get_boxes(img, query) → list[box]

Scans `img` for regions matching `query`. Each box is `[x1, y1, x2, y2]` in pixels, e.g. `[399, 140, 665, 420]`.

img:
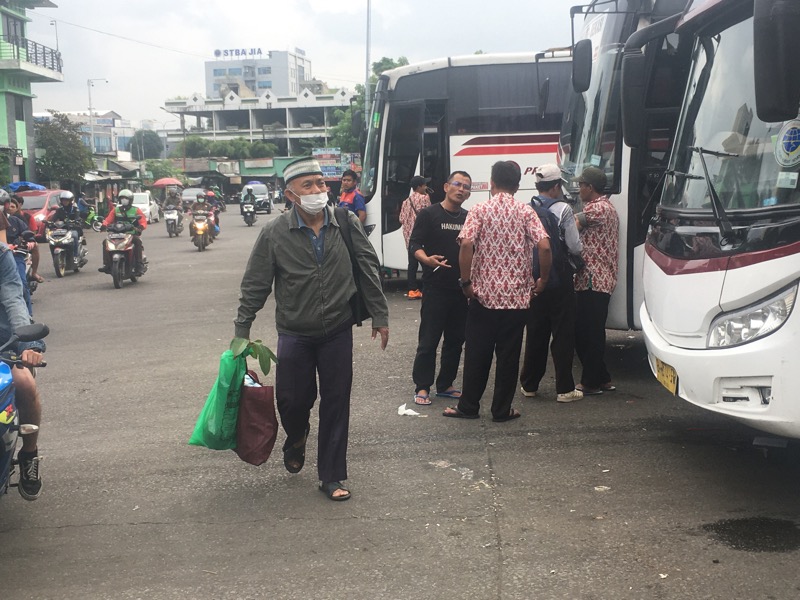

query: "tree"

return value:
[171, 135, 212, 158]
[34, 111, 93, 184]
[228, 138, 252, 160]
[329, 84, 366, 153]
[250, 141, 278, 158]
[372, 56, 409, 76]
[128, 130, 164, 160]
[146, 159, 182, 181]
[209, 140, 234, 157]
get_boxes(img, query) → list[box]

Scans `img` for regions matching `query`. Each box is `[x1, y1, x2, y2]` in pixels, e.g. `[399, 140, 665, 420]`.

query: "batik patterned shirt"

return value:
[458, 192, 548, 310]
[574, 195, 619, 294]
[399, 191, 431, 246]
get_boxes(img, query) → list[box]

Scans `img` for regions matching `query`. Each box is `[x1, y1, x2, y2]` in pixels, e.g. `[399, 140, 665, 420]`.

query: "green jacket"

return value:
[235, 205, 388, 338]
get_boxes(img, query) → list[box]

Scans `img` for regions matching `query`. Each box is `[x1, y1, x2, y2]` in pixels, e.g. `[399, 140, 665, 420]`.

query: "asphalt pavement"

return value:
[2, 206, 800, 600]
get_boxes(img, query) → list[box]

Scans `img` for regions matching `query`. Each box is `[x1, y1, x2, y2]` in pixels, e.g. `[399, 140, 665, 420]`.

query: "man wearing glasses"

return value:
[407, 171, 471, 406]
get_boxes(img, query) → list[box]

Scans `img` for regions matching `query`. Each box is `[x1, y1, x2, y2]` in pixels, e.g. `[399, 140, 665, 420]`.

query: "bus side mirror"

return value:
[351, 110, 363, 138]
[572, 39, 592, 93]
[621, 50, 647, 149]
[538, 78, 551, 119]
[754, 0, 800, 122]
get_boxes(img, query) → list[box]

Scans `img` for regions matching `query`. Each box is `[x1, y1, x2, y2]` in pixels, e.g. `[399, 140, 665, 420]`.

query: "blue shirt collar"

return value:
[295, 206, 330, 229]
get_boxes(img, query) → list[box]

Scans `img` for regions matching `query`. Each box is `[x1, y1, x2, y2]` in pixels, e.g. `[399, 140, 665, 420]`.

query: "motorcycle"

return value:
[45, 219, 88, 278]
[242, 202, 257, 226]
[82, 206, 103, 233]
[0, 323, 48, 500]
[190, 210, 212, 251]
[163, 204, 184, 238]
[11, 231, 37, 297]
[102, 221, 147, 289]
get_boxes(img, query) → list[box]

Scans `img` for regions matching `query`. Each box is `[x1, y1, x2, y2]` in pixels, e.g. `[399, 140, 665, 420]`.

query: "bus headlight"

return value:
[708, 283, 798, 348]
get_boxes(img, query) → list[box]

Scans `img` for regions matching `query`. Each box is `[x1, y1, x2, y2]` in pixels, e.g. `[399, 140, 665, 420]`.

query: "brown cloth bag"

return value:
[234, 370, 278, 465]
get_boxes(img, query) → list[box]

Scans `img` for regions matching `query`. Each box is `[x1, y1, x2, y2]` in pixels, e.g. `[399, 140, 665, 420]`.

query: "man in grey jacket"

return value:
[235, 156, 389, 501]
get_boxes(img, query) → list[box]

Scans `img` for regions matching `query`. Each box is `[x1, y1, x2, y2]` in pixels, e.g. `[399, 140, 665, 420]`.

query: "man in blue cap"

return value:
[235, 156, 389, 502]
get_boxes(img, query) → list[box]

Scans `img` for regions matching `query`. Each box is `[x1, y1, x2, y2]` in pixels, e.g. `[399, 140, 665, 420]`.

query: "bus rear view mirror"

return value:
[351, 110, 363, 138]
[572, 39, 592, 93]
[754, 0, 800, 122]
[538, 78, 550, 119]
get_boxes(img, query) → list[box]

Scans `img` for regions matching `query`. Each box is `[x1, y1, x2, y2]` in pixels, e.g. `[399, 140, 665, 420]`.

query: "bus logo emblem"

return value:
[775, 120, 800, 168]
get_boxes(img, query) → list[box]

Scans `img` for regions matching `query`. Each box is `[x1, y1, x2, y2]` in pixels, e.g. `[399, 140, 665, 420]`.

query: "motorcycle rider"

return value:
[190, 191, 214, 243]
[3, 193, 43, 284]
[99, 189, 147, 274]
[0, 244, 45, 500]
[165, 188, 184, 229]
[2, 193, 35, 314]
[51, 191, 83, 265]
[241, 186, 256, 216]
[205, 190, 221, 232]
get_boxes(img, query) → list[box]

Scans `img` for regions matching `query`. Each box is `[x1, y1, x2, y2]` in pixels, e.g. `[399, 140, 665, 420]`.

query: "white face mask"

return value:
[296, 191, 328, 215]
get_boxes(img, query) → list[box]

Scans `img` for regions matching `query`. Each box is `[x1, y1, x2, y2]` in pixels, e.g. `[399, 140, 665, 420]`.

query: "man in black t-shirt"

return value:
[407, 171, 471, 406]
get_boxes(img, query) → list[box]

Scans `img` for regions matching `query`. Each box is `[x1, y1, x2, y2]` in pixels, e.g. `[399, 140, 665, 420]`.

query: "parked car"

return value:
[133, 191, 160, 223]
[181, 188, 205, 205]
[18, 189, 66, 241]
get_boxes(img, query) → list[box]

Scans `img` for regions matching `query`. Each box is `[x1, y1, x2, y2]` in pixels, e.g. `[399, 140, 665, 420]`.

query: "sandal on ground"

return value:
[414, 393, 432, 406]
[601, 383, 616, 392]
[492, 408, 521, 423]
[435, 388, 462, 399]
[576, 384, 603, 396]
[442, 406, 479, 419]
[283, 425, 310, 474]
[319, 481, 351, 501]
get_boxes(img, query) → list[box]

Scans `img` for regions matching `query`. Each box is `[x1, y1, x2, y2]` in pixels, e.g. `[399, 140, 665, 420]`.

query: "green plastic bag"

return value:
[189, 350, 248, 450]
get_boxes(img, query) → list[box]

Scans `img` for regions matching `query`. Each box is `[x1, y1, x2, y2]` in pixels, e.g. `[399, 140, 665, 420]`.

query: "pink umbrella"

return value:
[152, 177, 183, 188]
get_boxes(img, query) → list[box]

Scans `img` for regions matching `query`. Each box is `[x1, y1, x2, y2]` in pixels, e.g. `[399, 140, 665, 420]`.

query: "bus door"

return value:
[383, 102, 423, 238]
[423, 101, 448, 204]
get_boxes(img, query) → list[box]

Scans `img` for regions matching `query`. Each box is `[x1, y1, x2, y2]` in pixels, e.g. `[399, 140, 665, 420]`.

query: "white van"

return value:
[132, 191, 160, 223]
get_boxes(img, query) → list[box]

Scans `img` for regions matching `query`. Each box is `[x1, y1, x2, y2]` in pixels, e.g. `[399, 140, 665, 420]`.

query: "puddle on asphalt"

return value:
[702, 517, 800, 552]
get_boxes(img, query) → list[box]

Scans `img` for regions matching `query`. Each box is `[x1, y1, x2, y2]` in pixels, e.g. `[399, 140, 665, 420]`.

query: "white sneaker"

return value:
[520, 386, 537, 398]
[557, 389, 584, 403]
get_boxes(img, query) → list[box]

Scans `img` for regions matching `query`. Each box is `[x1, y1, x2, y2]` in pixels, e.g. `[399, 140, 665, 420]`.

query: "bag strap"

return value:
[405, 196, 419, 216]
[333, 207, 366, 325]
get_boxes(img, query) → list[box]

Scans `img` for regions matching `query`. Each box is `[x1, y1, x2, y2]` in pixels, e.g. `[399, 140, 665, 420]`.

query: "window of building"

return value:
[257, 80, 273, 89]
[298, 66, 305, 81]
[213, 69, 226, 76]
[228, 68, 242, 76]
[258, 67, 271, 75]
[243, 66, 255, 77]
[13, 95, 24, 122]
[3, 13, 24, 41]
[213, 83, 221, 91]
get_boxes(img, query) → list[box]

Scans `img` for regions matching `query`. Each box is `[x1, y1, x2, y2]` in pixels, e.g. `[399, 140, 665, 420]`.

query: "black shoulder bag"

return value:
[334, 207, 371, 327]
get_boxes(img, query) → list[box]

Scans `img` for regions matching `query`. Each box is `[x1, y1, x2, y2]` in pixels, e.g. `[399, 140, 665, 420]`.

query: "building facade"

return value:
[204, 48, 312, 99]
[0, 0, 63, 183]
[163, 86, 355, 158]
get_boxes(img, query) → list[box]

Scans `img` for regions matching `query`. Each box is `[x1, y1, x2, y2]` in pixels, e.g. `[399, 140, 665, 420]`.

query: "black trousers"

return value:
[520, 285, 577, 394]
[412, 287, 468, 394]
[458, 300, 527, 419]
[575, 290, 611, 389]
[407, 249, 420, 291]
[275, 322, 353, 483]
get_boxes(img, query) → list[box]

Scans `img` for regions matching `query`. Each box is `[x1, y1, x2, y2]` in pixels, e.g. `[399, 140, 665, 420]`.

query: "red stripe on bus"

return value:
[645, 240, 800, 275]
[462, 134, 560, 146]
[454, 143, 558, 156]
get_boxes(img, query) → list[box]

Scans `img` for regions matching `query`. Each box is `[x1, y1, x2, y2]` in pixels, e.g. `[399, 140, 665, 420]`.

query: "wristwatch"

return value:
[458, 278, 472, 288]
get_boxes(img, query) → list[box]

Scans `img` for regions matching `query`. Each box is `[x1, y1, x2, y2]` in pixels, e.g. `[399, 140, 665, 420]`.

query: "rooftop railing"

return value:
[0, 36, 62, 73]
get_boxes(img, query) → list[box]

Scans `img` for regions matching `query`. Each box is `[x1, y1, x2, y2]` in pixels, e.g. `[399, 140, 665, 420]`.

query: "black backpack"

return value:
[531, 197, 570, 289]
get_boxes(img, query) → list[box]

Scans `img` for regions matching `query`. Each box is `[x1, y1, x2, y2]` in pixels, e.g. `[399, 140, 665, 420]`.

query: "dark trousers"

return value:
[520, 285, 577, 394]
[275, 323, 353, 483]
[458, 300, 528, 419]
[407, 249, 420, 291]
[412, 287, 468, 394]
[575, 290, 611, 388]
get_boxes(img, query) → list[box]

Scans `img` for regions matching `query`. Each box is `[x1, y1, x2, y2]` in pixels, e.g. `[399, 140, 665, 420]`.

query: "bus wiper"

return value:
[665, 169, 703, 180]
[690, 146, 738, 243]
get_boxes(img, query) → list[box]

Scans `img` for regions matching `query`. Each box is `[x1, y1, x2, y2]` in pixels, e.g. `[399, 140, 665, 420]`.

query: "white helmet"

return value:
[118, 189, 133, 208]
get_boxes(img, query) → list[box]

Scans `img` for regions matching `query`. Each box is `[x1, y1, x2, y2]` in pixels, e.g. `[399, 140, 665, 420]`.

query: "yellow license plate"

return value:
[655, 358, 678, 395]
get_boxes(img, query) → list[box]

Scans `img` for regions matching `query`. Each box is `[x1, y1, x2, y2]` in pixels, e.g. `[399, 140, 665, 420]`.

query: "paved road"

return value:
[2, 209, 800, 600]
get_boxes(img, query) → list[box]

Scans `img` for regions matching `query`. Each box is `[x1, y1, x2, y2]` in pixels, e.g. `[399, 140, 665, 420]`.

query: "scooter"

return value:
[0, 323, 48, 501]
[102, 221, 147, 289]
[190, 211, 211, 251]
[11, 231, 37, 297]
[163, 204, 184, 238]
[82, 206, 103, 233]
[45, 219, 88, 278]
[242, 202, 257, 226]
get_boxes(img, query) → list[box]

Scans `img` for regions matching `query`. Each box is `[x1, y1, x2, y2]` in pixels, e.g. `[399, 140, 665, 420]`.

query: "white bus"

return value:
[359, 51, 571, 270]
[558, 0, 693, 329]
[636, 0, 800, 437]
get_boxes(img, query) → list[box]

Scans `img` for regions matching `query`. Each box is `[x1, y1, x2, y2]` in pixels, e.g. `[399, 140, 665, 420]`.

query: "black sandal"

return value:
[492, 408, 521, 423]
[319, 481, 351, 501]
[283, 425, 310, 474]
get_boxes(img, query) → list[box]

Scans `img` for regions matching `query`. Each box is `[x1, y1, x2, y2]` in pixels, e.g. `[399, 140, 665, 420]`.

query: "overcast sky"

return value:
[28, 0, 580, 128]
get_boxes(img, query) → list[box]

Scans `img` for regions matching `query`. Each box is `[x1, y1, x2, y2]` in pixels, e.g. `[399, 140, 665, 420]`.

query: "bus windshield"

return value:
[663, 15, 800, 210]
[559, 11, 627, 191]
[360, 77, 388, 200]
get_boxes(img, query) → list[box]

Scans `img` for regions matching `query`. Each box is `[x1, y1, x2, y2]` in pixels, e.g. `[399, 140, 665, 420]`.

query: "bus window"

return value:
[383, 104, 422, 234]
[423, 101, 447, 205]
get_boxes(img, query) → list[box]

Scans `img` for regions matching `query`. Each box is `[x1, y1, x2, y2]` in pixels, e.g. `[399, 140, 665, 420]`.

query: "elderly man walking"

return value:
[235, 156, 389, 501]
[443, 161, 551, 422]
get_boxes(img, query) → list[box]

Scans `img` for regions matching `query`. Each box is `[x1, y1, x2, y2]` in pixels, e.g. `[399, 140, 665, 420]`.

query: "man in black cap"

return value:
[399, 175, 432, 299]
[573, 166, 619, 395]
[235, 156, 390, 501]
